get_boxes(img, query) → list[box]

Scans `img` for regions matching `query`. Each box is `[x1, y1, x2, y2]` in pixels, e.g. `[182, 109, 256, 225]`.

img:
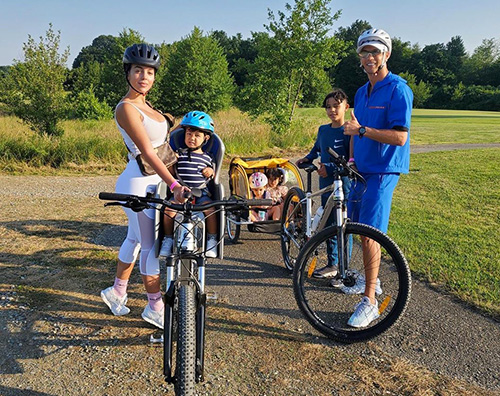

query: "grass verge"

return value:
[390, 148, 500, 317]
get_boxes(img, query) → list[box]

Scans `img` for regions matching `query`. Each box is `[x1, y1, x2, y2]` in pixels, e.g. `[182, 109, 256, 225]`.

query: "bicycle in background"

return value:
[291, 148, 412, 342]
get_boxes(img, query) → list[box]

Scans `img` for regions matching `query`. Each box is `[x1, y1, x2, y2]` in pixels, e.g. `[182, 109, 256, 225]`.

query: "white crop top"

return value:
[115, 101, 168, 158]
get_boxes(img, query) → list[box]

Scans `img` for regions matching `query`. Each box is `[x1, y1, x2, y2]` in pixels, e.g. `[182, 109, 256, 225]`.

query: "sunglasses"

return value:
[358, 49, 383, 58]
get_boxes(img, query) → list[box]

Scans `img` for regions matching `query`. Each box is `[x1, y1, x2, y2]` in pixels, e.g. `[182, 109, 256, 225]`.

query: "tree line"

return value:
[1, 0, 499, 138]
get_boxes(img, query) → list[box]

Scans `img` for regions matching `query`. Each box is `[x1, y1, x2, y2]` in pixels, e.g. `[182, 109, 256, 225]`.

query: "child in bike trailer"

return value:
[248, 172, 280, 221]
[296, 88, 352, 280]
[159, 111, 219, 258]
[265, 168, 289, 207]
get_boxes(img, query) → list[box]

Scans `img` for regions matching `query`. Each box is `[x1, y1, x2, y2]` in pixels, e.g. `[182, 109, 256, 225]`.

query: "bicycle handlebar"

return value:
[98, 192, 272, 213]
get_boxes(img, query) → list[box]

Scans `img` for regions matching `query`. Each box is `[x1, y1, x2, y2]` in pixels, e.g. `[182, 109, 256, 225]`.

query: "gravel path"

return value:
[1, 143, 499, 395]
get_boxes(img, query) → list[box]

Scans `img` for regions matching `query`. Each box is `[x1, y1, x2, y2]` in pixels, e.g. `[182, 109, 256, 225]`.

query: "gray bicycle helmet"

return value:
[123, 43, 160, 73]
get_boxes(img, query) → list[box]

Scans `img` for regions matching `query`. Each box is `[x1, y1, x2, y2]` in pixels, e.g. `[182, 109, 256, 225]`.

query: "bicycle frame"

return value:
[164, 203, 208, 384]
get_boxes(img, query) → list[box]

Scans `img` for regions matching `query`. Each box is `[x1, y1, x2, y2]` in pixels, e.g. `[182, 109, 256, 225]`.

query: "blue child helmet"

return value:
[180, 111, 214, 135]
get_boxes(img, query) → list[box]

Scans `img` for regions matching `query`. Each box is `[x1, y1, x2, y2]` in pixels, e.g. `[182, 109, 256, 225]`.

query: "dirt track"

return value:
[0, 143, 499, 395]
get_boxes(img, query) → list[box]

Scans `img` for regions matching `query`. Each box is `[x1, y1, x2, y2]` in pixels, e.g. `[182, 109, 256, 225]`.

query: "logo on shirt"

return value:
[369, 106, 386, 109]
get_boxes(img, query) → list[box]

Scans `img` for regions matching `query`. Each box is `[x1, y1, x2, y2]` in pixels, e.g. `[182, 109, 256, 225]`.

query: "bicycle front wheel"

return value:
[293, 222, 411, 343]
[280, 187, 307, 271]
[175, 283, 197, 395]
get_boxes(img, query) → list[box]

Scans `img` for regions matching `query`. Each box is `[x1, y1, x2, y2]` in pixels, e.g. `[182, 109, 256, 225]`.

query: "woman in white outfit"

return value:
[100, 44, 188, 329]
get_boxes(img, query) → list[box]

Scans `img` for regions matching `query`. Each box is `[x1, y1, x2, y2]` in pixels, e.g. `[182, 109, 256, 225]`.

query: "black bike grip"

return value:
[99, 192, 133, 201]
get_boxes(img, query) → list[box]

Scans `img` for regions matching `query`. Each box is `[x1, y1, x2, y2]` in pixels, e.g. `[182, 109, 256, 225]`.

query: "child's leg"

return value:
[269, 205, 281, 220]
[204, 207, 217, 234]
[163, 207, 176, 237]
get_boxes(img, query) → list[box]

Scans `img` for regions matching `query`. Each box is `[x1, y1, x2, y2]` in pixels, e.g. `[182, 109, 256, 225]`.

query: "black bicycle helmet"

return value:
[123, 43, 160, 73]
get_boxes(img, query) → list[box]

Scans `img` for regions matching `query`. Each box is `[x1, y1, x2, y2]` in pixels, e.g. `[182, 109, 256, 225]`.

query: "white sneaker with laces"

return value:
[159, 237, 173, 257]
[142, 304, 164, 329]
[100, 286, 130, 316]
[205, 235, 217, 258]
[347, 296, 380, 328]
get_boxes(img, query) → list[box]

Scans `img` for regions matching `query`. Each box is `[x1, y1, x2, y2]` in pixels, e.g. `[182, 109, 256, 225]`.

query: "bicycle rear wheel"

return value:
[293, 222, 411, 343]
[174, 283, 197, 395]
[280, 187, 307, 271]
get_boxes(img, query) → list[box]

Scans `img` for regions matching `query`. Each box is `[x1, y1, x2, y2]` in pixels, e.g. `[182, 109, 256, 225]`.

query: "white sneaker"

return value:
[347, 296, 380, 328]
[142, 304, 164, 329]
[100, 286, 130, 316]
[159, 237, 173, 257]
[340, 273, 382, 296]
[205, 235, 217, 258]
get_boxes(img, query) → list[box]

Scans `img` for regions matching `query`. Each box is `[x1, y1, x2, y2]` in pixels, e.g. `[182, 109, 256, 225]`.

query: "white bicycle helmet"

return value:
[249, 172, 268, 188]
[357, 28, 392, 54]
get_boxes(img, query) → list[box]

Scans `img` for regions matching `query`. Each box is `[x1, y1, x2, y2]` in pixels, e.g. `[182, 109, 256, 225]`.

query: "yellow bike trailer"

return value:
[226, 156, 304, 243]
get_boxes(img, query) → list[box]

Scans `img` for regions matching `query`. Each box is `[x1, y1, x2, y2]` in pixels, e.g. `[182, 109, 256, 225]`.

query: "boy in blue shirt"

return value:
[296, 88, 351, 278]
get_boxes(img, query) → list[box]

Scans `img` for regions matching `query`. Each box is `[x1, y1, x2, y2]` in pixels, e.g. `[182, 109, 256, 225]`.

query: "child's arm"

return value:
[201, 166, 214, 179]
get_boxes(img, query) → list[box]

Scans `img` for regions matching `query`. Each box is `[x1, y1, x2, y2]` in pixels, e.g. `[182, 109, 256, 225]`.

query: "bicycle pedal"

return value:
[150, 333, 164, 344]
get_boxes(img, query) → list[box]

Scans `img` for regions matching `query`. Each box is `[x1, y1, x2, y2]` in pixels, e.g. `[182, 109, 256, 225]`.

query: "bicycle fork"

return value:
[163, 256, 207, 384]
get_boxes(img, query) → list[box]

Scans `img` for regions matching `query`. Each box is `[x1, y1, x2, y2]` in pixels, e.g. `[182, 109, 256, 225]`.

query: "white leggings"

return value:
[116, 160, 161, 276]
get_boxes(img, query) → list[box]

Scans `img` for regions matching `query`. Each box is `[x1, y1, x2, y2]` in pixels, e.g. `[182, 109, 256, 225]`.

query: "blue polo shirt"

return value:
[353, 72, 413, 174]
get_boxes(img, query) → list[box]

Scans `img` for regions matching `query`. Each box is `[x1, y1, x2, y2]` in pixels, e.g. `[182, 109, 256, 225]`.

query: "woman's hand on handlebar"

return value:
[173, 184, 190, 203]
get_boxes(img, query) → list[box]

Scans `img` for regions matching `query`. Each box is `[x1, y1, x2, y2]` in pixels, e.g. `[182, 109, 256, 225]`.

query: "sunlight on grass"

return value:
[390, 148, 500, 316]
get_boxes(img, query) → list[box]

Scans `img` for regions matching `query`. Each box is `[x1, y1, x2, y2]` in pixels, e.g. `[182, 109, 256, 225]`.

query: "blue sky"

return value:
[3, 0, 499, 67]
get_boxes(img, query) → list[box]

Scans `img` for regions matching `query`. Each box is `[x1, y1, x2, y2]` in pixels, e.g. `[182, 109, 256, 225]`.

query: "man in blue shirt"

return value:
[341, 28, 413, 328]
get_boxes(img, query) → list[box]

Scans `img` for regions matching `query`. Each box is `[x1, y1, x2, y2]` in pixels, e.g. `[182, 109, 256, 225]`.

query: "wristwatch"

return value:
[358, 126, 366, 138]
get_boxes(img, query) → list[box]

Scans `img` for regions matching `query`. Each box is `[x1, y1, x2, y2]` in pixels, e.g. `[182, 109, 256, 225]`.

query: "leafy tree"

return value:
[5, 24, 69, 136]
[72, 35, 116, 69]
[241, 0, 344, 140]
[461, 38, 500, 86]
[328, 20, 371, 104]
[70, 85, 113, 120]
[210, 30, 259, 87]
[158, 27, 234, 116]
[399, 72, 431, 108]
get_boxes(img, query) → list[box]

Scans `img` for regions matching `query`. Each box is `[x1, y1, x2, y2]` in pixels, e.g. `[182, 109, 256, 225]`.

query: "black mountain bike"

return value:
[99, 191, 271, 395]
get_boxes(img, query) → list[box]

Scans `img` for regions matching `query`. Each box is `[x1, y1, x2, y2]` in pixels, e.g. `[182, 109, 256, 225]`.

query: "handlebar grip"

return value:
[327, 147, 340, 159]
[247, 199, 273, 206]
[99, 192, 134, 201]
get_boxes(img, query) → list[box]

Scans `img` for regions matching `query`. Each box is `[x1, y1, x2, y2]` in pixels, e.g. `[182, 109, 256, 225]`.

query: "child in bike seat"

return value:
[160, 111, 218, 258]
[248, 172, 280, 221]
[265, 168, 289, 206]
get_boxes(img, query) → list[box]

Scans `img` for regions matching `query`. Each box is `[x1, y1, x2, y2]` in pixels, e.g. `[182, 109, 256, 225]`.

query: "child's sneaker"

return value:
[205, 235, 218, 258]
[100, 286, 130, 316]
[347, 296, 380, 328]
[142, 304, 164, 329]
[312, 265, 338, 279]
[159, 237, 173, 257]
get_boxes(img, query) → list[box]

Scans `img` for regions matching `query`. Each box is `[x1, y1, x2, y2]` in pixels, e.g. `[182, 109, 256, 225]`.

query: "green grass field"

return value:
[0, 108, 499, 317]
[391, 148, 500, 316]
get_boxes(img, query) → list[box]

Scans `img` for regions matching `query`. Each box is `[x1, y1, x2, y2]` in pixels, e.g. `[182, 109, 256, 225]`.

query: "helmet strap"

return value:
[126, 77, 148, 96]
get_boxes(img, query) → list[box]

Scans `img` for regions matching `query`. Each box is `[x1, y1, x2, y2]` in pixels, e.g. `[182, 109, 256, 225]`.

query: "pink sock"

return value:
[113, 277, 128, 297]
[147, 291, 164, 312]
